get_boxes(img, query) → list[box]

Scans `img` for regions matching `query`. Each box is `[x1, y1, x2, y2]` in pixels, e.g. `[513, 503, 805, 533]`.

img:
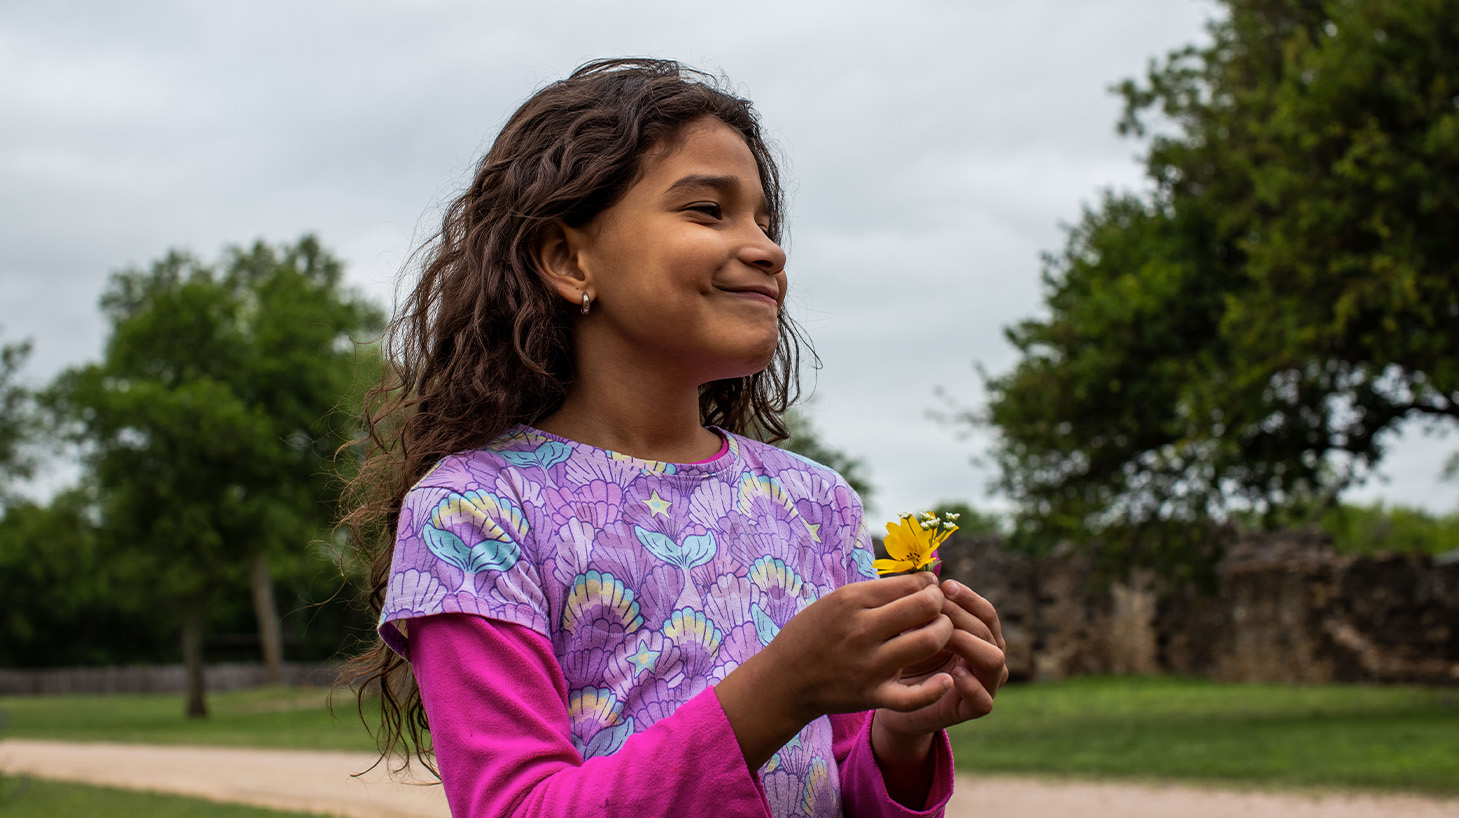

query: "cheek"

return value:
[654, 250, 722, 296]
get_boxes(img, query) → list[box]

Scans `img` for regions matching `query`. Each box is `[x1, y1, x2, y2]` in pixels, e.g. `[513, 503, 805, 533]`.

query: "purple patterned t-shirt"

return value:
[381, 424, 879, 818]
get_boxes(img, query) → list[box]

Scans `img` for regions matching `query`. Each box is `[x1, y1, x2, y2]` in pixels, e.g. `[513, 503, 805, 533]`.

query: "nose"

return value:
[741, 224, 787, 274]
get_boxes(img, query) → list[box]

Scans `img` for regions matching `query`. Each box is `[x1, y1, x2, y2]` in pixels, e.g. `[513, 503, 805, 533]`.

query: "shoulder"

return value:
[410, 428, 559, 493]
[726, 431, 876, 582]
[727, 432, 858, 498]
[729, 432, 843, 478]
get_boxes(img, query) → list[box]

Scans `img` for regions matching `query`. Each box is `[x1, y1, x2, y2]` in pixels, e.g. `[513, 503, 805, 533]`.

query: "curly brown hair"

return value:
[338, 57, 812, 772]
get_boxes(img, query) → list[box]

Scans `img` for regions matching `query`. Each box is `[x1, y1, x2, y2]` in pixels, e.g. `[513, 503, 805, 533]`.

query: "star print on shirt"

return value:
[625, 643, 660, 676]
[643, 490, 672, 518]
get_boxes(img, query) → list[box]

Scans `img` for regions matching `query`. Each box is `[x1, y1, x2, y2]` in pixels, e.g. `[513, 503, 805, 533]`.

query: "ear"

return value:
[533, 221, 592, 307]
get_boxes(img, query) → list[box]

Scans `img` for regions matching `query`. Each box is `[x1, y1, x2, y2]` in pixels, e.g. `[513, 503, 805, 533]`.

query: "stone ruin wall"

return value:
[936, 532, 1459, 686]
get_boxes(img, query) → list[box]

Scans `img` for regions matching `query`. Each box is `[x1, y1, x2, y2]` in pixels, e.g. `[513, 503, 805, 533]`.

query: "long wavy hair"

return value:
[338, 58, 812, 772]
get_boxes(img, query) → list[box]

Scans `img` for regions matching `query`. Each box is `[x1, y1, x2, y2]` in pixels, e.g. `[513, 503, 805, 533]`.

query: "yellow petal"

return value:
[874, 557, 915, 576]
[911, 520, 935, 552]
[883, 518, 919, 560]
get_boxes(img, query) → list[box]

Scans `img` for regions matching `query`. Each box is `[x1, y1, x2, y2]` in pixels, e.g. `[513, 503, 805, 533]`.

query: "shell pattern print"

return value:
[381, 425, 878, 818]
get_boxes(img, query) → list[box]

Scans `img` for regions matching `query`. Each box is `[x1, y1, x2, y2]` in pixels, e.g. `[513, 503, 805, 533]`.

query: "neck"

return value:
[536, 347, 723, 464]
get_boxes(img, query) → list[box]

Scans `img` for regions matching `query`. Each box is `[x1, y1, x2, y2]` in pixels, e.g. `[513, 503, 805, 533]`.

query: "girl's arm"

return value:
[412, 612, 773, 818]
[412, 610, 959, 818]
[831, 711, 954, 816]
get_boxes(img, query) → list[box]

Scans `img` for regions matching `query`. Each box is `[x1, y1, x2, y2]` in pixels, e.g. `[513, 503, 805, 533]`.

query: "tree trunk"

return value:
[181, 605, 208, 719]
[251, 551, 284, 685]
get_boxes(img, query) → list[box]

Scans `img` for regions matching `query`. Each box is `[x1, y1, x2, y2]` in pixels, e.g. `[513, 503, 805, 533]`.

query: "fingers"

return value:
[942, 581, 1010, 694]
[939, 598, 996, 645]
[882, 660, 996, 722]
[872, 582, 1009, 693]
[944, 629, 1006, 691]
[873, 673, 953, 713]
[950, 664, 996, 717]
[879, 612, 954, 670]
[941, 580, 1005, 651]
[843, 572, 940, 607]
[875, 582, 948, 635]
[834, 577, 949, 654]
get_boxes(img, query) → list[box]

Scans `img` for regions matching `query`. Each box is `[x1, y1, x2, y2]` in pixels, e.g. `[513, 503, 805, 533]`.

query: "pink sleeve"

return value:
[410, 613, 773, 818]
[830, 712, 954, 818]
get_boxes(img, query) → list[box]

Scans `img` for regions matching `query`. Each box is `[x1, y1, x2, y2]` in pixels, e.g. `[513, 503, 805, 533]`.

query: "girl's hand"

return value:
[865, 580, 1007, 807]
[715, 572, 956, 770]
[776, 572, 960, 717]
[875, 579, 1009, 740]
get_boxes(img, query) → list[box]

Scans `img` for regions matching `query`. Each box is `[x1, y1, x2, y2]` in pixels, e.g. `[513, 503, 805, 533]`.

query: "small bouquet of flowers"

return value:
[875, 511, 960, 577]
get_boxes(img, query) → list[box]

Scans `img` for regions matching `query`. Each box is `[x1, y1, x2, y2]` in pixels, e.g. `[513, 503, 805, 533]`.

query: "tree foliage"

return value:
[0, 333, 37, 507]
[48, 236, 383, 713]
[0, 487, 160, 666]
[0, 484, 376, 668]
[980, 0, 1459, 573]
[1317, 501, 1459, 556]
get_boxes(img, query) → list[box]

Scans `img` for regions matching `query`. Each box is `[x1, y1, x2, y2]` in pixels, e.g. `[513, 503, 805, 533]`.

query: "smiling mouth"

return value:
[720, 286, 780, 306]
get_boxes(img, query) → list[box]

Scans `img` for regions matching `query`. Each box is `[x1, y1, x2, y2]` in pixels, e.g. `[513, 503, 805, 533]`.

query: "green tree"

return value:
[0, 333, 36, 508]
[50, 237, 383, 715]
[1317, 501, 1459, 556]
[978, 0, 1459, 574]
[0, 484, 179, 666]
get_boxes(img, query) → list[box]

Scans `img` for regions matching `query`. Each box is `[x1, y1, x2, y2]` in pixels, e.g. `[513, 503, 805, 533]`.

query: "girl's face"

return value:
[567, 116, 787, 386]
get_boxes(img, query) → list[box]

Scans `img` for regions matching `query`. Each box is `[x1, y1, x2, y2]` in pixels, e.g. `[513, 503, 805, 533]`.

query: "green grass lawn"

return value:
[3, 677, 1456, 796]
[0, 686, 378, 752]
[0, 777, 332, 818]
[947, 675, 1459, 795]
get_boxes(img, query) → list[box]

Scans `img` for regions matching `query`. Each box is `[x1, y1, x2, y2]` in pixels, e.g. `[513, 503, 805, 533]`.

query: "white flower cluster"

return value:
[901, 510, 962, 531]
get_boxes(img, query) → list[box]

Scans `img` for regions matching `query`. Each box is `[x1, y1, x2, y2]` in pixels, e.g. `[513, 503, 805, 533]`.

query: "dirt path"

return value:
[0, 739, 444, 818]
[3, 739, 1458, 818]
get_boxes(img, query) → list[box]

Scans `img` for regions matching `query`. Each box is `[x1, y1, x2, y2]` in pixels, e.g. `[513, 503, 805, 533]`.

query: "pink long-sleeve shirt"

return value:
[410, 613, 954, 817]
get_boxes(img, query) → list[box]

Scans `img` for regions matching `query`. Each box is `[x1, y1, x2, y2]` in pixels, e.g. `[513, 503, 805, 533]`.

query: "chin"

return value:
[740, 344, 780, 379]
[701, 345, 779, 384]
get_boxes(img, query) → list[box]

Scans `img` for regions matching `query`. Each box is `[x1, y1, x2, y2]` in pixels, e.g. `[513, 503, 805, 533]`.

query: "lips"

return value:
[719, 283, 780, 304]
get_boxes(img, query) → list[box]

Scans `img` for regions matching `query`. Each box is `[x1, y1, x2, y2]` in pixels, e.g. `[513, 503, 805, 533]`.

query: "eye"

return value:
[687, 203, 723, 219]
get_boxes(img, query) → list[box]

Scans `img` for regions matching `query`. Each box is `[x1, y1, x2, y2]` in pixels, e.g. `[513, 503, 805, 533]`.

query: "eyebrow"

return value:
[663, 174, 742, 196]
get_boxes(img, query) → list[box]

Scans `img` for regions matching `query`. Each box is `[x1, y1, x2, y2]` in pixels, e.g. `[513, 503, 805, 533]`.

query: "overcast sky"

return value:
[3, 0, 1454, 521]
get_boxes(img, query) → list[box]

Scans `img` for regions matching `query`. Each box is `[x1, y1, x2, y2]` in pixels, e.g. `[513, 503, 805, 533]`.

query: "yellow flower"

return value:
[874, 511, 959, 576]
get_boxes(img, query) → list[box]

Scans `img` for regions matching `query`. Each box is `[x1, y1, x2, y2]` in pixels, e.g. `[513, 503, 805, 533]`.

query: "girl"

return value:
[345, 58, 1008, 818]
